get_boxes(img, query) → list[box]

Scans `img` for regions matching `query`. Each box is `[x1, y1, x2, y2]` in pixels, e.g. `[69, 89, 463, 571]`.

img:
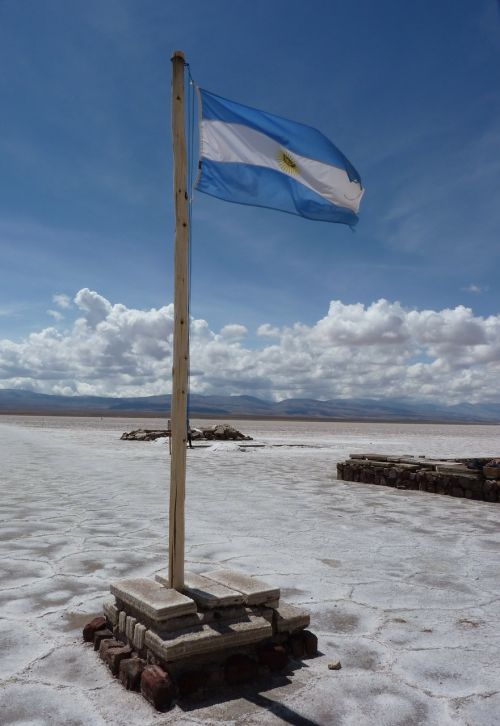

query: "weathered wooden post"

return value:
[168, 50, 189, 590]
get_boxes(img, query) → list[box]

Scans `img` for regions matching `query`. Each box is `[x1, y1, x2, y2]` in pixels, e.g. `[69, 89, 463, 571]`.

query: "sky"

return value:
[1, 0, 500, 403]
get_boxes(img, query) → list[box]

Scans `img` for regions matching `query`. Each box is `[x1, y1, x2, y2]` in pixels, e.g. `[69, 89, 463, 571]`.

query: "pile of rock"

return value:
[192, 424, 252, 441]
[120, 430, 168, 441]
[121, 424, 252, 442]
[82, 570, 315, 711]
[337, 454, 500, 502]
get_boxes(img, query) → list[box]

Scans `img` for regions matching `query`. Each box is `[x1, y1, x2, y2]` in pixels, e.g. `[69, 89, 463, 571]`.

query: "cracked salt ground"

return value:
[1, 417, 500, 725]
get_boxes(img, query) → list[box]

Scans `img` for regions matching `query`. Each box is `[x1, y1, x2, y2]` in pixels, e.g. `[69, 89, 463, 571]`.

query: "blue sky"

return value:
[1, 0, 500, 401]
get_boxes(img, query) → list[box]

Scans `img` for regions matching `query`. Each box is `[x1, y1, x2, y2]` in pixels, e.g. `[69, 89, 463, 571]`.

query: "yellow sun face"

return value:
[277, 149, 299, 176]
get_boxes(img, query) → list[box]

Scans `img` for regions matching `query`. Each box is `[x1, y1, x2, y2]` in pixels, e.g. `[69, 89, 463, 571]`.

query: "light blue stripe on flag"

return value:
[196, 89, 364, 226]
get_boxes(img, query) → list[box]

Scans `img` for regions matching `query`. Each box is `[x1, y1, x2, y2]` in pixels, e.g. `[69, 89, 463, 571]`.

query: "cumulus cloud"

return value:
[1, 289, 500, 403]
[74, 288, 112, 327]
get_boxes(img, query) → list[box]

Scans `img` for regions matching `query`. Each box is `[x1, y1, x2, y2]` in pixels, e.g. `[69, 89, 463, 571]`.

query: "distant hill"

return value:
[0, 389, 500, 423]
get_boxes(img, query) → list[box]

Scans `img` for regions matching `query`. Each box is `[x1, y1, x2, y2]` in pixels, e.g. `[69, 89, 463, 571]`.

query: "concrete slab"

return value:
[155, 570, 245, 609]
[110, 578, 196, 622]
[202, 569, 280, 606]
[144, 614, 272, 662]
[435, 464, 476, 474]
[274, 602, 310, 633]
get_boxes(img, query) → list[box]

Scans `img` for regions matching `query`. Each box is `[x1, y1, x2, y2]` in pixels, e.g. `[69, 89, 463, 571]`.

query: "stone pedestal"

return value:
[84, 568, 315, 711]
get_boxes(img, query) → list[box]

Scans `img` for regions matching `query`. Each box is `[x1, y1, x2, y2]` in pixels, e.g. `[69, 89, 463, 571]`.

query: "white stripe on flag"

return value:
[201, 120, 364, 213]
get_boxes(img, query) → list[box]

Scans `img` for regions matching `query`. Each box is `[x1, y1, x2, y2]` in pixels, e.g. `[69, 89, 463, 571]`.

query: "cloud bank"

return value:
[1, 288, 499, 403]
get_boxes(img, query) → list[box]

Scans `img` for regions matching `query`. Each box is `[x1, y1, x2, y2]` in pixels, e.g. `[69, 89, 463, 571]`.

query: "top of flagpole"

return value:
[171, 50, 185, 62]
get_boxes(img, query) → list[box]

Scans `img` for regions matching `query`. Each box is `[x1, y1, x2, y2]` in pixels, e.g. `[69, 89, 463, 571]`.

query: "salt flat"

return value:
[0, 416, 499, 725]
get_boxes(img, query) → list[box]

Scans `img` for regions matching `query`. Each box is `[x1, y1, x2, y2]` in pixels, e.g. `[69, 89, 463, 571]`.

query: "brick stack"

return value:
[83, 569, 316, 711]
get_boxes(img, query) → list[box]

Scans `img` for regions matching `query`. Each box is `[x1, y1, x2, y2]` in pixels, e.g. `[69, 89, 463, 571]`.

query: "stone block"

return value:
[145, 614, 272, 662]
[104, 644, 133, 675]
[436, 464, 473, 474]
[110, 578, 196, 622]
[156, 570, 244, 609]
[399, 457, 436, 467]
[141, 665, 176, 711]
[274, 602, 310, 633]
[83, 616, 106, 642]
[224, 653, 258, 686]
[93, 628, 114, 651]
[119, 657, 145, 691]
[103, 599, 119, 627]
[202, 569, 280, 606]
[133, 622, 147, 650]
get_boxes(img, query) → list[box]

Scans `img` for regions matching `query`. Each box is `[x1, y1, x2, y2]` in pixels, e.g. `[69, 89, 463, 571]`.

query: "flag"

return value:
[196, 89, 364, 226]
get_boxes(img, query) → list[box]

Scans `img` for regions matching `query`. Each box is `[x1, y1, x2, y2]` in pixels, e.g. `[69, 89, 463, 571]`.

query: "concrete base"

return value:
[85, 568, 316, 711]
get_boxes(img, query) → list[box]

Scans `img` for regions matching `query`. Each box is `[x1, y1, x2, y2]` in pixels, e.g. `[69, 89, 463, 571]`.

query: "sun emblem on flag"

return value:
[277, 149, 299, 176]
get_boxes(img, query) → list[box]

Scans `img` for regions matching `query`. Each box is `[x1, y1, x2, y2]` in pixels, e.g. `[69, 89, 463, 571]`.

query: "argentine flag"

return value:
[196, 89, 364, 226]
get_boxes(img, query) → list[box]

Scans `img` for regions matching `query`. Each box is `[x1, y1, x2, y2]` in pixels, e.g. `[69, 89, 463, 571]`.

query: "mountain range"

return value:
[0, 389, 499, 423]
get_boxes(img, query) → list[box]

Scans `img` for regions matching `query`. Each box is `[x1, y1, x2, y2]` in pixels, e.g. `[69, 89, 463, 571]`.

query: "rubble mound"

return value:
[120, 424, 252, 442]
[193, 424, 252, 441]
[120, 430, 169, 441]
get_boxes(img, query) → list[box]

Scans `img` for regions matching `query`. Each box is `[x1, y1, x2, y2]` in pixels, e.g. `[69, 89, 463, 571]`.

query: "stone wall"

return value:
[337, 454, 500, 503]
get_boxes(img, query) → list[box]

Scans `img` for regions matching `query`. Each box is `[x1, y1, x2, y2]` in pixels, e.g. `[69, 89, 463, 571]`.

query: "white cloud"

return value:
[257, 324, 281, 337]
[219, 324, 248, 340]
[47, 309, 64, 321]
[461, 284, 487, 294]
[52, 293, 71, 309]
[74, 288, 112, 327]
[1, 289, 500, 403]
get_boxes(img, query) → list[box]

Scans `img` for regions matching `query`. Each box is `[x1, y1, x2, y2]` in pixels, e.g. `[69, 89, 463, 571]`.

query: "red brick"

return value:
[104, 644, 133, 675]
[83, 616, 106, 642]
[289, 631, 305, 659]
[119, 657, 145, 691]
[99, 637, 121, 659]
[302, 630, 318, 658]
[93, 628, 114, 651]
[289, 630, 318, 659]
[257, 643, 288, 671]
[141, 665, 176, 711]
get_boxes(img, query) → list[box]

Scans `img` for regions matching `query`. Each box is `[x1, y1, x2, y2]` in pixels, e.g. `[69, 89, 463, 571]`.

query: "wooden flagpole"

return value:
[168, 50, 189, 590]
